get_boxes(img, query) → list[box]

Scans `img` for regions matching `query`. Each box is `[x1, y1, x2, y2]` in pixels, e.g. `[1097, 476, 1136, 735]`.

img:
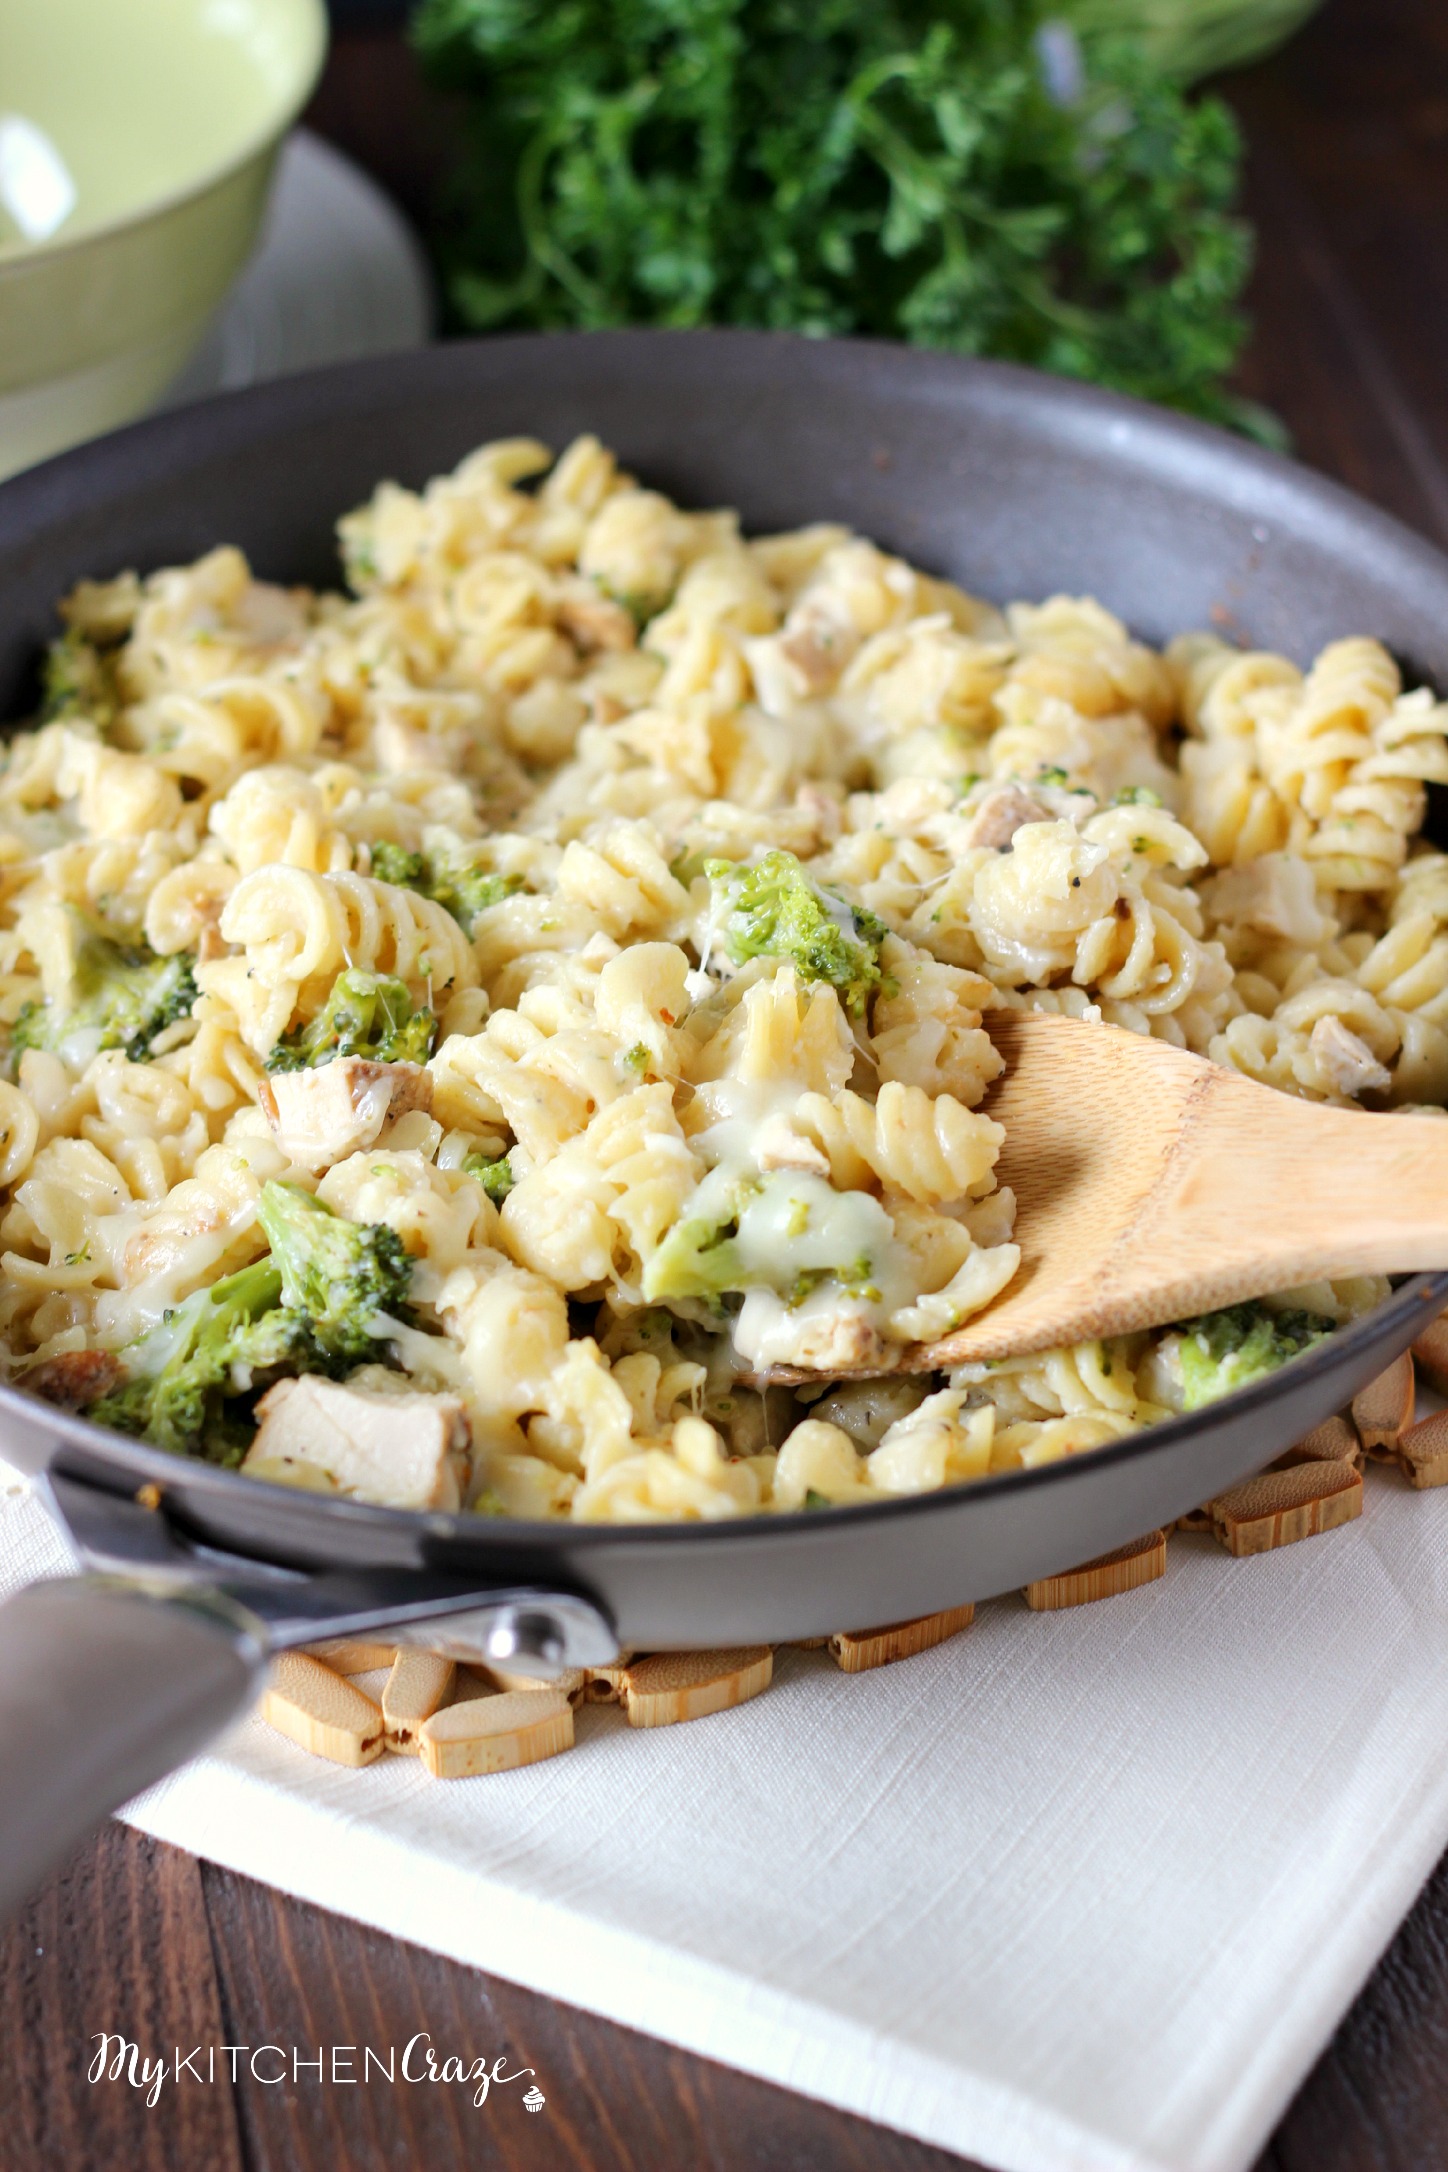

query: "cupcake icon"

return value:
[523, 2085, 546, 2114]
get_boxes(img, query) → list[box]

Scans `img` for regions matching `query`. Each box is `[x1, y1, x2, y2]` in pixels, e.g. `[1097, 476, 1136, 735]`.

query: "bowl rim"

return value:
[0, 0, 329, 275]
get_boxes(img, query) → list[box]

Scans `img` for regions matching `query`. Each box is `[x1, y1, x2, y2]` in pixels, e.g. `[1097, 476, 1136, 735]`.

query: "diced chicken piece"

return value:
[556, 580, 637, 653]
[778, 602, 860, 692]
[734, 1290, 898, 1374]
[1310, 1015, 1392, 1099]
[23, 1349, 122, 1409]
[234, 579, 310, 655]
[961, 784, 1056, 851]
[245, 1376, 471, 1511]
[370, 712, 472, 776]
[754, 1112, 832, 1176]
[1205, 853, 1335, 947]
[791, 780, 845, 849]
[258, 1059, 432, 1167]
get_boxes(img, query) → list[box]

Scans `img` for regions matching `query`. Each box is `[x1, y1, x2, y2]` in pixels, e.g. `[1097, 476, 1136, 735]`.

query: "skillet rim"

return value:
[3, 321, 1447, 598]
[6, 1270, 1447, 1553]
[3, 325, 1447, 1554]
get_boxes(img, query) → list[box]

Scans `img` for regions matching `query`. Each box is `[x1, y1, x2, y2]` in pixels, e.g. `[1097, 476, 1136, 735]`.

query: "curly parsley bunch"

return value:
[414, 0, 1263, 432]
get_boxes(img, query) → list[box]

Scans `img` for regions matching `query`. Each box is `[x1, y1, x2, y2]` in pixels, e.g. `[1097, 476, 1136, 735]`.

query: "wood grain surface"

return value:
[915, 1013, 1448, 1360]
[4, 2, 1448, 2167]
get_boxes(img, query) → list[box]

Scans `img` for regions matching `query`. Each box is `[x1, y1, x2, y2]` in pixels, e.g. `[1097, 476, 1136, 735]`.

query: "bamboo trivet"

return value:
[1412, 1315, 1448, 1396]
[621, 1647, 774, 1728]
[1397, 1409, 1448, 1489]
[1203, 1461, 1363, 1557]
[828, 1606, 975, 1670]
[1275, 1414, 1361, 1468]
[381, 1650, 454, 1755]
[260, 1339, 1443, 1779]
[262, 1653, 386, 1767]
[420, 1688, 574, 1778]
[1024, 1532, 1166, 1612]
[1353, 1351, 1415, 1456]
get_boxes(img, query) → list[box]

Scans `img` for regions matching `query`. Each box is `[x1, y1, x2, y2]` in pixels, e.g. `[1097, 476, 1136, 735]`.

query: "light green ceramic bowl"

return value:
[0, 0, 328, 480]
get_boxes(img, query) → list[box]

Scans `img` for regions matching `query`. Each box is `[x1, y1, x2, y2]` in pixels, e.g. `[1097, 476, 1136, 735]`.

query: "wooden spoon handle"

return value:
[1146, 1090, 1448, 1286]
[924, 1017, 1448, 1364]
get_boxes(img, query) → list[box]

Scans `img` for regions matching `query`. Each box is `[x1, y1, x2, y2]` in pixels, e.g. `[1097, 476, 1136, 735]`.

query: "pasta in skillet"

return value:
[0, 434, 1434, 1522]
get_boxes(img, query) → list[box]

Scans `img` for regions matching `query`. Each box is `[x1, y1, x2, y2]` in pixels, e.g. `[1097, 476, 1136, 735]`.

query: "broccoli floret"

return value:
[785, 1255, 880, 1309]
[40, 629, 117, 726]
[369, 842, 425, 888]
[341, 531, 379, 591]
[1174, 1301, 1337, 1412]
[90, 1259, 302, 1459]
[603, 584, 665, 632]
[255, 1179, 414, 1368]
[90, 1187, 417, 1456]
[463, 1148, 515, 1205]
[643, 1169, 890, 1310]
[425, 852, 524, 934]
[707, 851, 887, 1015]
[370, 840, 524, 935]
[265, 969, 436, 1073]
[669, 847, 715, 887]
[644, 1209, 751, 1307]
[11, 925, 197, 1070]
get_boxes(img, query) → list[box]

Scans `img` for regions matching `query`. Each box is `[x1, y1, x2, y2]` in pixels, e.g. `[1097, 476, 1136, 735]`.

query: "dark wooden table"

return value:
[4, 2, 1448, 2166]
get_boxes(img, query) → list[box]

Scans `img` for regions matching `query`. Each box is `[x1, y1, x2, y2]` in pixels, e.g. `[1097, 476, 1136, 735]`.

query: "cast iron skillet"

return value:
[1, 331, 1446, 1915]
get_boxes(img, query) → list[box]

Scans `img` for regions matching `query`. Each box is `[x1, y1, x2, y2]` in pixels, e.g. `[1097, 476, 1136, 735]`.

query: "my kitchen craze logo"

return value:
[87, 2032, 542, 2111]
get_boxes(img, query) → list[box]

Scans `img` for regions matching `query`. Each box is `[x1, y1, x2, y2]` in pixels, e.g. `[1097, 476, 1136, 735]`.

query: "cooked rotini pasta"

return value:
[0, 435, 1429, 1522]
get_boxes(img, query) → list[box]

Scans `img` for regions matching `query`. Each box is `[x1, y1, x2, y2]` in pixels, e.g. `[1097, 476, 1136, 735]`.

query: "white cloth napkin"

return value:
[4, 1453, 1448, 2172]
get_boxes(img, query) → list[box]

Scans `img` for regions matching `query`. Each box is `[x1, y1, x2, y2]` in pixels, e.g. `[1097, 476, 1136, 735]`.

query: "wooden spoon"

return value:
[916, 1011, 1448, 1365]
[755, 1010, 1448, 1379]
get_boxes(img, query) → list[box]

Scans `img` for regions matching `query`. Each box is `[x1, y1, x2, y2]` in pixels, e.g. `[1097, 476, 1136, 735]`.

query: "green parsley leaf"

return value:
[414, 0, 1267, 437]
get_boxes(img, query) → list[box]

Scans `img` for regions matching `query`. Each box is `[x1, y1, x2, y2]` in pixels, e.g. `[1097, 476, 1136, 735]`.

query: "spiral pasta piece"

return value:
[796, 1083, 1003, 1205]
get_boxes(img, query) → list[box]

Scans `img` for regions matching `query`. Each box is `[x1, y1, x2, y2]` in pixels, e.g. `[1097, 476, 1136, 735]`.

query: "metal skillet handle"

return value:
[0, 1574, 267, 1918]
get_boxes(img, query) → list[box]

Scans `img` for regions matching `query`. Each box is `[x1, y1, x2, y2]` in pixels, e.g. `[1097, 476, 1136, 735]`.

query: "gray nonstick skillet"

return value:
[0, 330, 1445, 1913]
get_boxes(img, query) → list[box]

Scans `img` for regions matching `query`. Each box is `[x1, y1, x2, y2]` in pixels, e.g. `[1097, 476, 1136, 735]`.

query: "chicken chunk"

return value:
[754, 1112, 832, 1176]
[258, 1059, 432, 1167]
[555, 579, 637, 654]
[961, 784, 1056, 852]
[779, 605, 859, 693]
[733, 1290, 898, 1374]
[1205, 853, 1335, 947]
[1310, 1015, 1392, 1099]
[23, 1349, 123, 1409]
[244, 1376, 471, 1511]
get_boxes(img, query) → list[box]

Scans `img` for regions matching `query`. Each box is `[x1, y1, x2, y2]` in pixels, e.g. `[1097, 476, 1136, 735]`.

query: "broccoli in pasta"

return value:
[11, 924, 197, 1071]
[89, 1184, 416, 1457]
[463, 1147, 515, 1205]
[254, 1182, 415, 1368]
[705, 852, 888, 1016]
[370, 839, 525, 935]
[4, 429, 1438, 1524]
[89, 1259, 309, 1459]
[40, 627, 119, 727]
[1166, 1302, 1337, 1413]
[643, 1167, 891, 1315]
[266, 970, 436, 1073]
